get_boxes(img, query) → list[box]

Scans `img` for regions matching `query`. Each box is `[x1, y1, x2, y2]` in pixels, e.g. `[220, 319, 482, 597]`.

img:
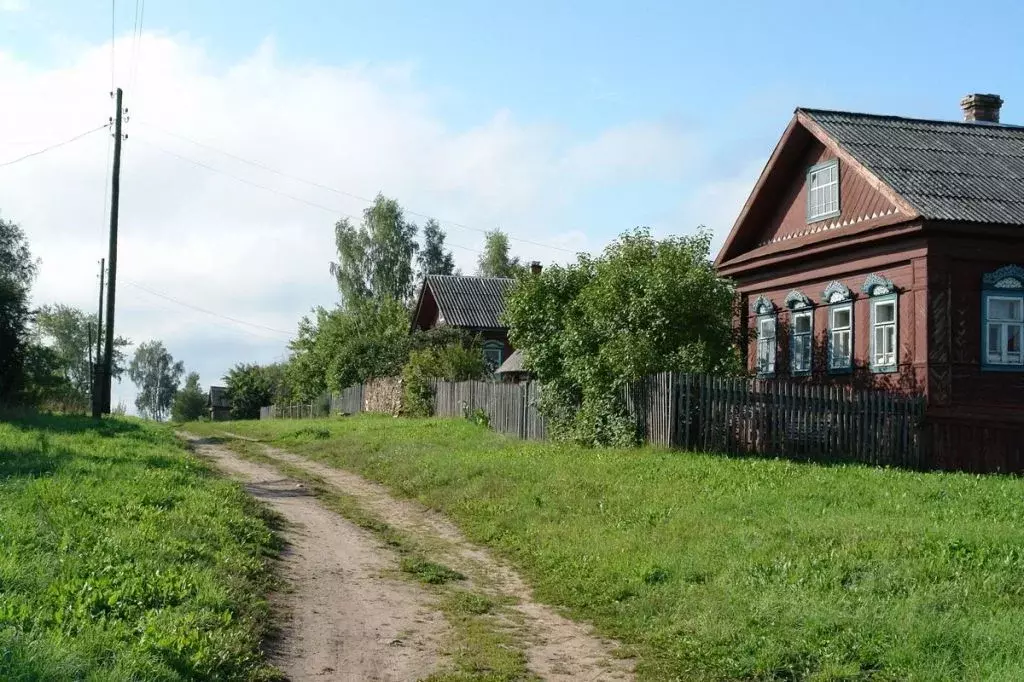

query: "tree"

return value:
[128, 341, 184, 420]
[33, 304, 130, 407]
[416, 219, 455, 285]
[287, 298, 411, 399]
[171, 372, 207, 422]
[330, 194, 419, 306]
[477, 229, 525, 278]
[505, 228, 740, 445]
[223, 363, 275, 420]
[0, 216, 37, 404]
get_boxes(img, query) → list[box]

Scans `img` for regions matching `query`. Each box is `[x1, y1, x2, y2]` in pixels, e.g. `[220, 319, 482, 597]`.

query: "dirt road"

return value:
[186, 433, 634, 681]
[186, 436, 448, 682]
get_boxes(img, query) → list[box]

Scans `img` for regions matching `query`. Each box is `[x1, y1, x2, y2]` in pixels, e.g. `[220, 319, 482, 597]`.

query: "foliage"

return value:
[128, 340, 185, 421]
[0, 216, 36, 405]
[198, 414, 1024, 682]
[476, 229, 525, 278]
[401, 339, 487, 416]
[0, 414, 279, 680]
[171, 372, 208, 422]
[506, 228, 741, 445]
[463, 406, 490, 428]
[416, 218, 456, 285]
[19, 343, 75, 408]
[223, 363, 278, 419]
[330, 194, 419, 306]
[288, 298, 411, 399]
[33, 303, 130, 408]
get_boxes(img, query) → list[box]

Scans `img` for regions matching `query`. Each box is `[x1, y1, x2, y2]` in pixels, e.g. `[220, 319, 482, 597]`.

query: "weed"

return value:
[400, 557, 466, 585]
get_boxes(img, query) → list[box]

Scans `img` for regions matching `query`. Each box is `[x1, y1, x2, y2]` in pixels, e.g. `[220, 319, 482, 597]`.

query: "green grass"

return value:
[0, 414, 281, 681]
[191, 415, 1024, 680]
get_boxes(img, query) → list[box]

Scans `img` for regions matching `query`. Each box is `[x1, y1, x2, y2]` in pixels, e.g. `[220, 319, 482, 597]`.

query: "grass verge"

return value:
[191, 415, 1024, 681]
[0, 414, 281, 681]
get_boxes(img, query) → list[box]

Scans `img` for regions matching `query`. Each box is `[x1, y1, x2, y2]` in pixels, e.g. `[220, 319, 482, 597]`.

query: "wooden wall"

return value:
[738, 245, 928, 393]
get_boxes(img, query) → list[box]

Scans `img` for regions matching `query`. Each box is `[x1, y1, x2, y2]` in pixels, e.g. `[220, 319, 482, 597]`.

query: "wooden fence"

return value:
[261, 373, 928, 469]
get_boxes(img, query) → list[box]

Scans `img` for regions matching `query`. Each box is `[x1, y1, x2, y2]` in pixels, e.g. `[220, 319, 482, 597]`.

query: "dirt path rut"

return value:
[223, 435, 635, 682]
[186, 436, 448, 682]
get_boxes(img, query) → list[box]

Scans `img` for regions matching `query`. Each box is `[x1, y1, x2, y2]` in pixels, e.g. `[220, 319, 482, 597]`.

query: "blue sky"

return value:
[2, 0, 1022, 410]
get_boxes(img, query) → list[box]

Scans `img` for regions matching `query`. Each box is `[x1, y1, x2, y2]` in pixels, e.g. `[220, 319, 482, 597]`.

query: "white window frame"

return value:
[869, 296, 898, 372]
[828, 303, 853, 372]
[756, 315, 777, 376]
[807, 159, 840, 223]
[790, 310, 813, 375]
[984, 295, 1024, 367]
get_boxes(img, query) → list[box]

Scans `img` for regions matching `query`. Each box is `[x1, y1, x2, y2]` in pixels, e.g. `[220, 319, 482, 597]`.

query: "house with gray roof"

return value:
[716, 93, 1024, 471]
[411, 274, 517, 371]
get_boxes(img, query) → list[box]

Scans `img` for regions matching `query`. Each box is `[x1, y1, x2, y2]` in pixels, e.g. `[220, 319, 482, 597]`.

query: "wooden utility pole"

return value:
[102, 88, 123, 414]
[92, 258, 105, 418]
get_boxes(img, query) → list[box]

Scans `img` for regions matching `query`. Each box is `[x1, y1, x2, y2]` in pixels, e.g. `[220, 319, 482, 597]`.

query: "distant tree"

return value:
[477, 229, 525, 278]
[330, 194, 419, 306]
[0, 216, 37, 404]
[20, 343, 74, 408]
[33, 304, 130, 406]
[171, 372, 207, 422]
[416, 218, 456, 286]
[128, 341, 184, 420]
[223, 363, 275, 420]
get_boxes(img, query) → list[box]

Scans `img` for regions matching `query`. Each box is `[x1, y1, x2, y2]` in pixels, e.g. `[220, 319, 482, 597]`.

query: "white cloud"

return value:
[668, 159, 765, 257]
[0, 0, 24, 11]
[0, 32, 698, 411]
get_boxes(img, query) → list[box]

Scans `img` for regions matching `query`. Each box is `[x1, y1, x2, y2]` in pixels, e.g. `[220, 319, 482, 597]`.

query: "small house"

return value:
[411, 274, 516, 371]
[716, 94, 1024, 470]
[208, 386, 231, 421]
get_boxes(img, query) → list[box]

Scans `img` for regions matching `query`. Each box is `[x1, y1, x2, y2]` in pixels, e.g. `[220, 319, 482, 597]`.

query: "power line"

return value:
[137, 120, 578, 255]
[0, 124, 110, 169]
[128, 0, 146, 96]
[125, 279, 295, 336]
[133, 135, 485, 255]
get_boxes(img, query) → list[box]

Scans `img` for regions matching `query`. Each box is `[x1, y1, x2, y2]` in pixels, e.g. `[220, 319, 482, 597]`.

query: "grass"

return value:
[191, 414, 1024, 681]
[0, 414, 281, 681]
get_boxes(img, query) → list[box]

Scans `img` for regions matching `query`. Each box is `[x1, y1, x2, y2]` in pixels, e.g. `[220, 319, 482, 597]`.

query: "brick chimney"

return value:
[961, 93, 1003, 123]
[530, 261, 542, 275]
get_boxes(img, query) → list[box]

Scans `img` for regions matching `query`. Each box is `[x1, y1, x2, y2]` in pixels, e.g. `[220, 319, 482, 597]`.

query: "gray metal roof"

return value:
[494, 349, 525, 374]
[803, 109, 1024, 224]
[427, 275, 514, 329]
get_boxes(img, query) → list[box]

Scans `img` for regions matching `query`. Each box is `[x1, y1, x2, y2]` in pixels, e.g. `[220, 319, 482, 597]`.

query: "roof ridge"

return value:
[427, 273, 515, 282]
[799, 107, 1024, 131]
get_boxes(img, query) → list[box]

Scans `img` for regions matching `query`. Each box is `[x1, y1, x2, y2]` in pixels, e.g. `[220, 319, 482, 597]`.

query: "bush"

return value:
[400, 340, 488, 416]
[171, 372, 207, 422]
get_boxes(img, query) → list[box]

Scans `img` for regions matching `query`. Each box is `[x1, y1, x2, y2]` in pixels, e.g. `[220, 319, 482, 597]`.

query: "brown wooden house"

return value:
[411, 274, 515, 371]
[716, 93, 1024, 471]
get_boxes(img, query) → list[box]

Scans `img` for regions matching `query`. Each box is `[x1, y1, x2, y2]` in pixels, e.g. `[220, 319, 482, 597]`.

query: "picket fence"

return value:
[261, 373, 928, 469]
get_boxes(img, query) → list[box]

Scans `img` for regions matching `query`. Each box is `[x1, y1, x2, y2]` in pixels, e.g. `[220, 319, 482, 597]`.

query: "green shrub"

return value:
[401, 340, 488, 416]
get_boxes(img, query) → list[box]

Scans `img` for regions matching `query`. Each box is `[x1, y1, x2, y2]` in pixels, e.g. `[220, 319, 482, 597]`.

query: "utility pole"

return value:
[92, 258, 105, 418]
[102, 88, 124, 414]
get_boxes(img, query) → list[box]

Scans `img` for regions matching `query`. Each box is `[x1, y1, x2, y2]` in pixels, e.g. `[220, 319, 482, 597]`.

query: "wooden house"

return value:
[716, 94, 1024, 471]
[208, 386, 231, 421]
[411, 274, 516, 371]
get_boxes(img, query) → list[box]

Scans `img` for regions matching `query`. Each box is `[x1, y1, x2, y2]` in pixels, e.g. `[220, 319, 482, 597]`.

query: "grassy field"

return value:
[192, 415, 1024, 681]
[0, 414, 280, 681]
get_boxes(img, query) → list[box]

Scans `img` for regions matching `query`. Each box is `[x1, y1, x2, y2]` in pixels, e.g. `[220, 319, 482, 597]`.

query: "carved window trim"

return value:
[982, 266, 1024, 372]
[822, 281, 852, 305]
[862, 273, 896, 298]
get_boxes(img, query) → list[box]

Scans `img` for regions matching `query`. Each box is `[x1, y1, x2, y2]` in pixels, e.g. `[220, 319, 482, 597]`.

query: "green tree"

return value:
[416, 218, 455, 285]
[0, 216, 37, 404]
[287, 297, 410, 398]
[33, 304, 129, 406]
[401, 338, 486, 416]
[505, 228, 740, 445]
[20, 343, 75, 408]
[128, 341, 184, 420]
[477, 229, 524, 278]
[171, 372, 208, 422]
[330, 194, 419, 305]
[223, 363, 274, 420]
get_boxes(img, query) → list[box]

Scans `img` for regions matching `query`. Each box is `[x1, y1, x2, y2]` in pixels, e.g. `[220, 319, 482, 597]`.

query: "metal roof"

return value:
[426, 275, 514, 329]
[494, 349, 526, 374]
[802, 109, 1024, 224]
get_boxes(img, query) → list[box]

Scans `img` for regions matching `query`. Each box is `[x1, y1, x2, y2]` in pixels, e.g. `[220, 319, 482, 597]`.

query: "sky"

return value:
[2, 0, 1023, 411]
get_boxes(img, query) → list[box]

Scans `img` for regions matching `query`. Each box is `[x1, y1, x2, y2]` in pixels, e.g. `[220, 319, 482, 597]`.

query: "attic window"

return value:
[807, 159, 840, 223]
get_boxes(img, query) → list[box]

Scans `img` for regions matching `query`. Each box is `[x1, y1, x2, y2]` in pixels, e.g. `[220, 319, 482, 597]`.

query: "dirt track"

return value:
[186, 433, 634, 681]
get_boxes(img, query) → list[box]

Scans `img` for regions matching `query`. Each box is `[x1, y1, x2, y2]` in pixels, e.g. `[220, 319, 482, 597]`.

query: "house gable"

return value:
[716, 113, 919, 273]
